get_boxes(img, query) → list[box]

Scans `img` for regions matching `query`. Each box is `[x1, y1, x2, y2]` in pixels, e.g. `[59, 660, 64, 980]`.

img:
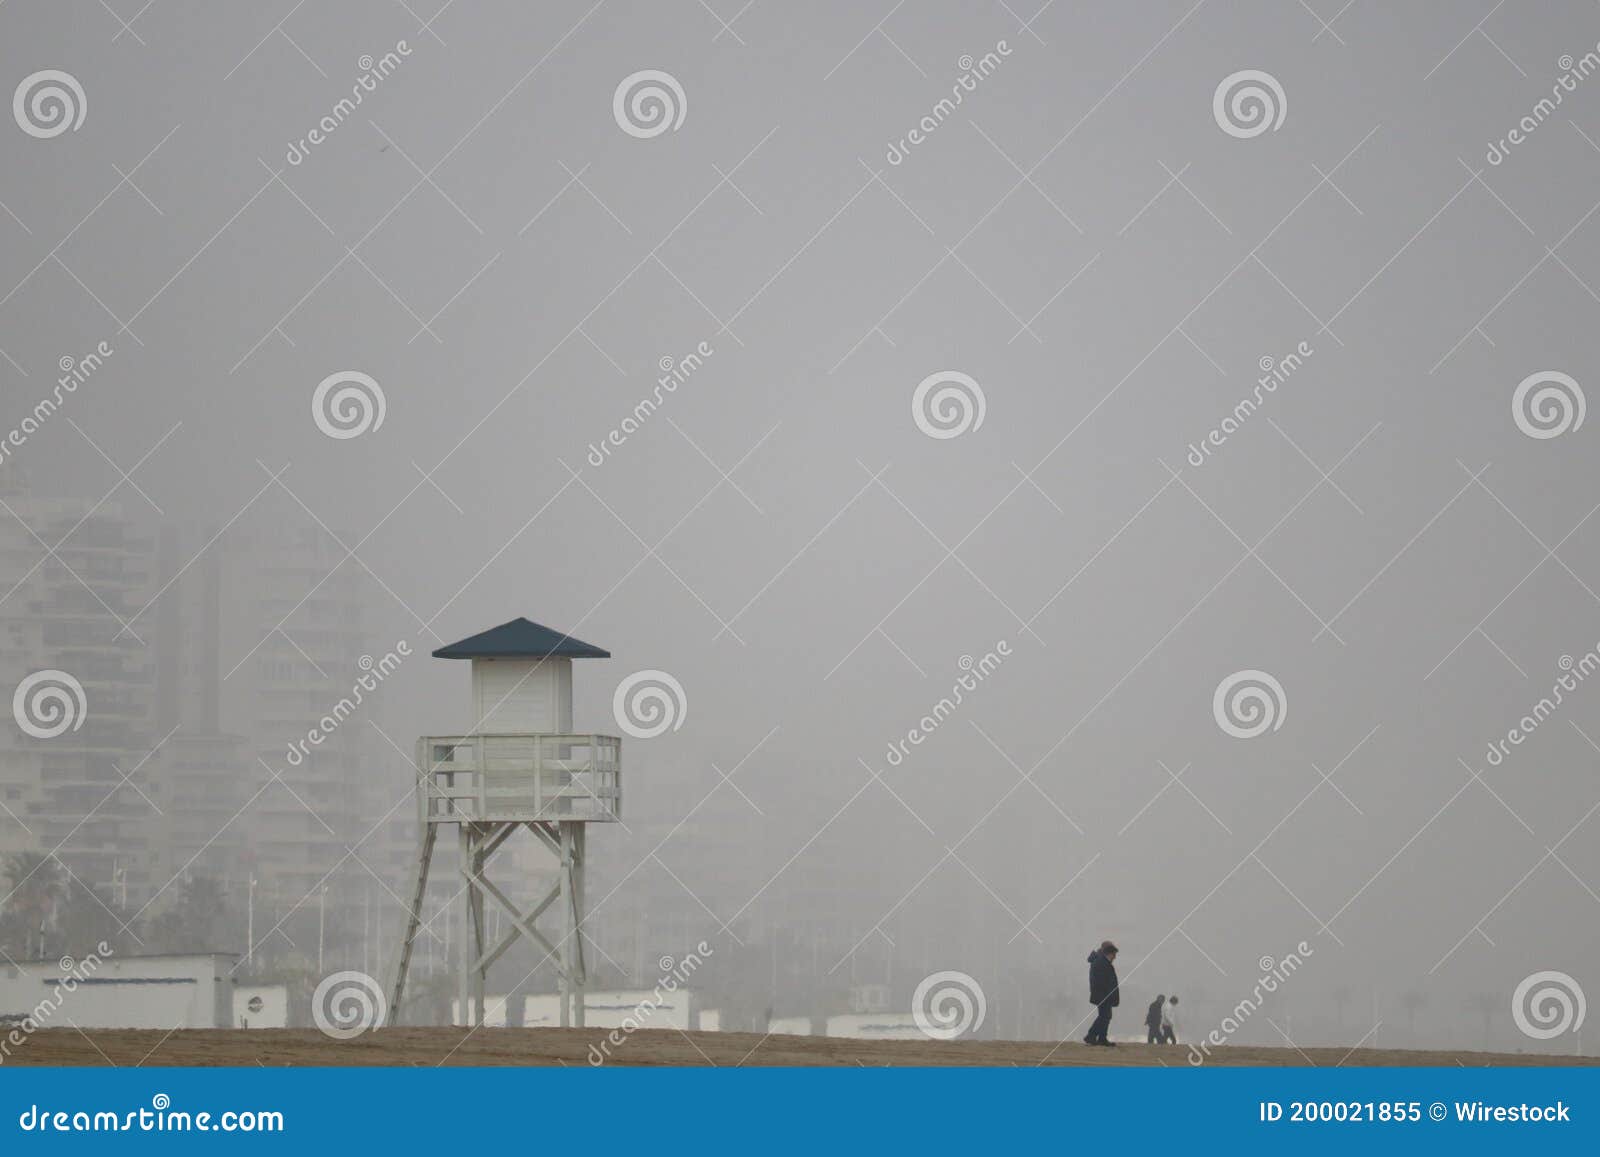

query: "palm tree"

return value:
[1400, 990, 1427, 1043]
[1465, 993, 1497, 1052]
[1332, 985, 1353, 1035]
[55, 874, 130, 958]
[146, 875, 231, 953]
[2, 851, 66, 957]
[176, 875, 227, 947]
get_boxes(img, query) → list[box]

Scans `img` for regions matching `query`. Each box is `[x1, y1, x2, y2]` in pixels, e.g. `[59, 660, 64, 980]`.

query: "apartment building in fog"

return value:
[0, 469, 159, 902]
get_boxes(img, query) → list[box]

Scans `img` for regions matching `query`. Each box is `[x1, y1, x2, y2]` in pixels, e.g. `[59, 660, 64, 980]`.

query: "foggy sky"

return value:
[3, 0, 1598, 1051]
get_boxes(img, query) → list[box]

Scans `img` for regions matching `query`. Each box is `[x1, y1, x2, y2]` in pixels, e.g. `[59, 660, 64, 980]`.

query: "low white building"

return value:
[825, 1012, 926, 1040]
[449, 995, 511, 1026]
[233, 984, 289, 1028]
[766, 1014, 815, 1036]
[0, 953, 235, 1031]
[849, 983, 892, 1013]
[523, 988, 698, 1030]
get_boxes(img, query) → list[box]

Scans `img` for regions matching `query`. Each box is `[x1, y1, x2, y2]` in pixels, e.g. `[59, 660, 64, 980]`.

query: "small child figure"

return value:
[1160, 995, 1179, 1044]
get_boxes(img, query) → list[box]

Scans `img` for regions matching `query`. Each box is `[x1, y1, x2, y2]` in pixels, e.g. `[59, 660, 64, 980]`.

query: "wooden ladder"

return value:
[387, 822, 437, 1025]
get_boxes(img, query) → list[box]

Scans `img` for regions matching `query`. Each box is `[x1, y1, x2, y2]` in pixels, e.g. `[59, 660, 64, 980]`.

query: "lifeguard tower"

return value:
[388, 617, 621, 1028]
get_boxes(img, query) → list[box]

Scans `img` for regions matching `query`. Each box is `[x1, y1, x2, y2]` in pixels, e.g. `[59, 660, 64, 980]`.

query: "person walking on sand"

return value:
[1161, 995, 1179, 1044]
[1083, 940, 1120, 1046]
[1145, 993, 1166, 1043]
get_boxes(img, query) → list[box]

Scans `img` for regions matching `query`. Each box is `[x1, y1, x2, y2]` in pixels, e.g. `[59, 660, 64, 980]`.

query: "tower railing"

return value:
[415, 733, 622, 824]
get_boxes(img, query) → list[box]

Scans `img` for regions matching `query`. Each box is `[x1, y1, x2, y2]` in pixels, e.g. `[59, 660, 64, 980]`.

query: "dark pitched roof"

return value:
[432, 617, 610, 660]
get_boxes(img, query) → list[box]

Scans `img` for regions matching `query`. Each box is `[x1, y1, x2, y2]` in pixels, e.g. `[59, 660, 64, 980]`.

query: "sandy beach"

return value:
[8, 1028, 1596, 1067]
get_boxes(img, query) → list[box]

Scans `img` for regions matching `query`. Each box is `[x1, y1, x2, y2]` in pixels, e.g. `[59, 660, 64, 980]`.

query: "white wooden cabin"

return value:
[417, 617, 620, 824]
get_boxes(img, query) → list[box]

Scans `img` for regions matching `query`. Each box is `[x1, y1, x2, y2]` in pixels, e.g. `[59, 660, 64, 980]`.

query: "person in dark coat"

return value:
[1145, 994, 1166, 1043]
[1084, 940, 1120, 1046]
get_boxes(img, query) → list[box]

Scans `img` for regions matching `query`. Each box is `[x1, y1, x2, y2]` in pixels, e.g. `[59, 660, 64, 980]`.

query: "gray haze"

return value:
[1, 0, 1598, 1053]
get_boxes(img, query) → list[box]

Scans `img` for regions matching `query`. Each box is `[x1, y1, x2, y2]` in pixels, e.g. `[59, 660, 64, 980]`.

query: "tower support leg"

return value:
[558, 821, 573, 1027]
[572, 823, 586, 1028]
[470, 825, 487, 1026]
[411, 818, 593, 1031]
[457, 824, 472, 1027]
